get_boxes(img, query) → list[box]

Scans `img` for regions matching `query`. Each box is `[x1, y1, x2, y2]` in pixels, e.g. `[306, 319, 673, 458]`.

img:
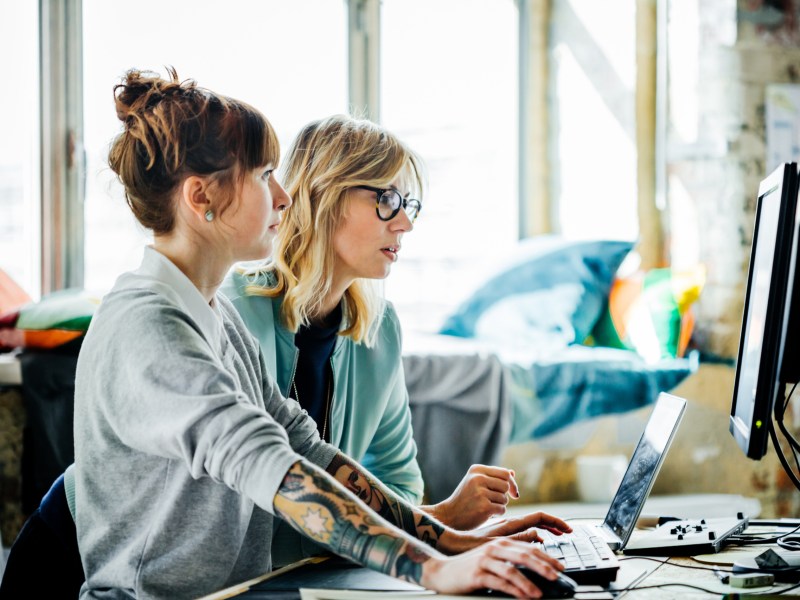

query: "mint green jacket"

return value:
[221, 270, 424, 504]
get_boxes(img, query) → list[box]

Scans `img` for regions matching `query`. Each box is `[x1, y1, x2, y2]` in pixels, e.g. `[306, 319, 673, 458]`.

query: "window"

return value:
[381, 0, 519, 332]
[82, 0, 348, 293]
[0, 2, 40, 298]
[57, 2, 649, 328]
[549, 0, 638, 241]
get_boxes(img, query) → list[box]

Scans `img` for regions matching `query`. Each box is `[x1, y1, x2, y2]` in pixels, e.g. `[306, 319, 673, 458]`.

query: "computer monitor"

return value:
[730, 162, 800, 460]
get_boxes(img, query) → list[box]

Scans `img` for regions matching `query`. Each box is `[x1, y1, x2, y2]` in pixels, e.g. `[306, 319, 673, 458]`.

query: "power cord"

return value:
[725, 518, 800, 549]
[611, 582, 733, 594]
[619, 555, 733, 574]
[615, 556, 800, 595]
[777, 536, 800, 552]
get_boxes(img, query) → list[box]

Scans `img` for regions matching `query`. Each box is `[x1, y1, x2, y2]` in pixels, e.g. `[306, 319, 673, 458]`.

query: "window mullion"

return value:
[347, 0, 380, 122]
[518, 0, 551, 238]
[40, 0, 84, 293]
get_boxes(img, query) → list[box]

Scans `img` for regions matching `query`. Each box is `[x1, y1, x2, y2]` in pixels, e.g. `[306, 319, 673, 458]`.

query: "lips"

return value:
[381, 245, 400, 262]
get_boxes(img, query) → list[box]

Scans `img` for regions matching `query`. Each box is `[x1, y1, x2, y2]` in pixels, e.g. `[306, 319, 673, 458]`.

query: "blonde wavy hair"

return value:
[246, 115, 425, 346]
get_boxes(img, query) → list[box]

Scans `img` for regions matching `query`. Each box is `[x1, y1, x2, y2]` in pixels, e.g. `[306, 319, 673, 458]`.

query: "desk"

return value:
[207, 516, 800, 599]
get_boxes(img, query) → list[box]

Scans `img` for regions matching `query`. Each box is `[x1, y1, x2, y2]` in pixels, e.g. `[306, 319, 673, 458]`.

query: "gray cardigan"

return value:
[73, 248, 338, 599]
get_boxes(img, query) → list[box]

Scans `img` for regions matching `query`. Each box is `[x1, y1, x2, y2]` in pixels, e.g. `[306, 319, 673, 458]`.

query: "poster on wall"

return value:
[766, 84, 800, 173]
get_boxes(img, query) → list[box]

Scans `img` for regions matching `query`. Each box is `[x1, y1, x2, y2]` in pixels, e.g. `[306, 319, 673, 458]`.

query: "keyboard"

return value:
[535, 525, 620, 586]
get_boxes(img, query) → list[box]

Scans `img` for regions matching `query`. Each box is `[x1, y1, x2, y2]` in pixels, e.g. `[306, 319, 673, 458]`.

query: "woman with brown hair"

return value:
[0, 69, 570, 599]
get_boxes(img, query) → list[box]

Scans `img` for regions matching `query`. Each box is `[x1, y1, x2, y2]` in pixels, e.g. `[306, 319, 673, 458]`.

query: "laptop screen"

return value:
[602, 393, 687, 545]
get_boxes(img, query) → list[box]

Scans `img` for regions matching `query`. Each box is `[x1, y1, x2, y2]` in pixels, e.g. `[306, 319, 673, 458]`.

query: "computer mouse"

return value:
[473, 568, 578, 598]
[517, 567, 578, 598]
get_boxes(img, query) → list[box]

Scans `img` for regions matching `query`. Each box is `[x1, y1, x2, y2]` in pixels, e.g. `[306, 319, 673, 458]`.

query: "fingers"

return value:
[426, 539, 564, 598]
[520, 544, 565, 573]
[484, 539, 564, 574]
[468, 465, 520, 498]
[478, 561, 542, 599]
[478, 540, 563, 598]
[469, 471, 520, 500]
[512, 511, 572, 534]
[508, 528, 544, 544]
[483, 490, 510, 507]
[508, 469, 519, 498]
[533, 513, 573, 534]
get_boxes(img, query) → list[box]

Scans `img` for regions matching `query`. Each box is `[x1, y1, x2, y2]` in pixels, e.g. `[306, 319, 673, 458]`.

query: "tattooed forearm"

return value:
[274, 460, 437, 583]
[327, 453, 446, 549]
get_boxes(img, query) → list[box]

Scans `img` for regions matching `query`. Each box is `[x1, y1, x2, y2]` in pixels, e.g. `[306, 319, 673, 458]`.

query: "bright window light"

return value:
[82, 0, 348, 294]
[551, 0, 638, 242]
[0, 2, 39, 299]
[381, 0, 519, 333]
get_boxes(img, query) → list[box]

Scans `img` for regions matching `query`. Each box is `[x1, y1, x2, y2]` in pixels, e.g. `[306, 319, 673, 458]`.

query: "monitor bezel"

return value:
[730, 162, 800, 460]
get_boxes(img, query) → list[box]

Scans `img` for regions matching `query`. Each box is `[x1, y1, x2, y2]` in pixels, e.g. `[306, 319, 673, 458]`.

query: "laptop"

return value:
[536, 392, 687, 585]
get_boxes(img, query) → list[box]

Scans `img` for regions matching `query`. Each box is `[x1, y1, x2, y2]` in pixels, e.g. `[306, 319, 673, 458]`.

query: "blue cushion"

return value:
[439, 237, 635, 344]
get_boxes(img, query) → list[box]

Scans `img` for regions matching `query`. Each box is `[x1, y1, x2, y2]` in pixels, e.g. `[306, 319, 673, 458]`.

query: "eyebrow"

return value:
[390, 186, 412, 198]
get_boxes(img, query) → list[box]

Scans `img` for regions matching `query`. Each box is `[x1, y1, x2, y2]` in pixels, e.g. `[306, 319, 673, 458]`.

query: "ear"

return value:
[179, 175, 212, 222]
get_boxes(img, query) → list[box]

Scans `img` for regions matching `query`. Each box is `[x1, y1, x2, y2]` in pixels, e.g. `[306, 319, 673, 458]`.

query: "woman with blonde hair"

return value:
[222, 115, 526, 566]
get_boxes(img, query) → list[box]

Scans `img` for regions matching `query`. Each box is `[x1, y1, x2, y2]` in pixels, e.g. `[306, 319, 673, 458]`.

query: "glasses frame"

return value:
[354, 185, 422, 223]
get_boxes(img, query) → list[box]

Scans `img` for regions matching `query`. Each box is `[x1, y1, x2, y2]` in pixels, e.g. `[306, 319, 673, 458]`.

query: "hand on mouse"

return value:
[420, 537, 565, 599]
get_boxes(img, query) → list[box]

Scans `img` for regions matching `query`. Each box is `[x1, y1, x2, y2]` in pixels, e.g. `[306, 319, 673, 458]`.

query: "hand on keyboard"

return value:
[472, 511, 574, 544]
[533, 525, 621, 586]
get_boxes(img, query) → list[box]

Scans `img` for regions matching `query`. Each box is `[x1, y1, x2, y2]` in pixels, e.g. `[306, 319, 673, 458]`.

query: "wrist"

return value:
[419, 555, 445, 589]
[438, 529, 481, 555]
[421, 501, 450, 526]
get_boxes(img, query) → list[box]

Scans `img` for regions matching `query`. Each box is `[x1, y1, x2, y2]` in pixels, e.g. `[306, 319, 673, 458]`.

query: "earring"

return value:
[204, 210, 214, 222]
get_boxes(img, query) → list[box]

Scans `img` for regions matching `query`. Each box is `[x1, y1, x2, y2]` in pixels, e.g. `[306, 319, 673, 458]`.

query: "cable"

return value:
[611, 581, 731, 594]
[776, 383, 800, 463]
[777, 536, 800, 552]
[783, 381, 798, 413]
[723, 521, 800, 548]
[613, 564, 800, 595]
[618, 555, 733, 573]
[769, 421, 800, 492]
[757, 582, 800, 595]
[782, 381, 798, 413]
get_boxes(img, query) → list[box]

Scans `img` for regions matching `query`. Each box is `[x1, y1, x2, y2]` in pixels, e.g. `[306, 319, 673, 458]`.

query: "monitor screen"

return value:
[730, 162, 800, 459]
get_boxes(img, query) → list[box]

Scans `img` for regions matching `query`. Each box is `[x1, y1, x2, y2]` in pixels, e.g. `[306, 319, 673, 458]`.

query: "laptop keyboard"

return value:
[534, 525, 620, 585]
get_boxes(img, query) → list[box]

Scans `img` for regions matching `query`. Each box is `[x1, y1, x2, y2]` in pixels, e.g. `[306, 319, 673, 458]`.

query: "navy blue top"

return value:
[290, 304, 341, 439]
[38, 473, 77, 551]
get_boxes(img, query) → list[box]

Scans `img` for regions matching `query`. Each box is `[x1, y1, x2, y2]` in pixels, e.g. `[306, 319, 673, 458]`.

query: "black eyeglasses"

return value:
[354, 186, 422, 223]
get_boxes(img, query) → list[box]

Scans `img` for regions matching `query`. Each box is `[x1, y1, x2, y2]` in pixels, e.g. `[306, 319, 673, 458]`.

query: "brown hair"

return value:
[108, 67, 280, 234]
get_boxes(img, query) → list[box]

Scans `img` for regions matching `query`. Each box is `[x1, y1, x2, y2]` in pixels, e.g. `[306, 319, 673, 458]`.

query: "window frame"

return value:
[45, 0, 663, 292]
[40, 0, 84, 294]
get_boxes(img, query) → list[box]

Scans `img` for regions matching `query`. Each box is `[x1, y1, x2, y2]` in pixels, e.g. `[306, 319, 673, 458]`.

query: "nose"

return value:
[272, 177, 292, 211]
[391, 208, 414, 233]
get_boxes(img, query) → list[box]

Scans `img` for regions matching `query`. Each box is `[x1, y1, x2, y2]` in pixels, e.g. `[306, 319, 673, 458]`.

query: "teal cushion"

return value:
[439, 236, 635, 345]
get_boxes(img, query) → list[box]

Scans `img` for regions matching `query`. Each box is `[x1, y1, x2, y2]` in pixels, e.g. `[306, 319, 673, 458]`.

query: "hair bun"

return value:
[113, 67, 193, 124]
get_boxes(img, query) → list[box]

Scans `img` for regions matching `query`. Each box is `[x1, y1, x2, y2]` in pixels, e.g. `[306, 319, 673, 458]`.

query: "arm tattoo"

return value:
[326, 454, 446, 549]
[274, 460, 435, 584]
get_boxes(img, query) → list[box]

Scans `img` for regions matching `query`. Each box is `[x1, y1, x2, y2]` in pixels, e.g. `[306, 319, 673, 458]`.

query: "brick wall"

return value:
[668, 2, 800, 359]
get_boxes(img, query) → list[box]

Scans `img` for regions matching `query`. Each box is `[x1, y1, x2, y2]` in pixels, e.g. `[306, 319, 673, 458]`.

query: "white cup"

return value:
[575, 454, 627, 503]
